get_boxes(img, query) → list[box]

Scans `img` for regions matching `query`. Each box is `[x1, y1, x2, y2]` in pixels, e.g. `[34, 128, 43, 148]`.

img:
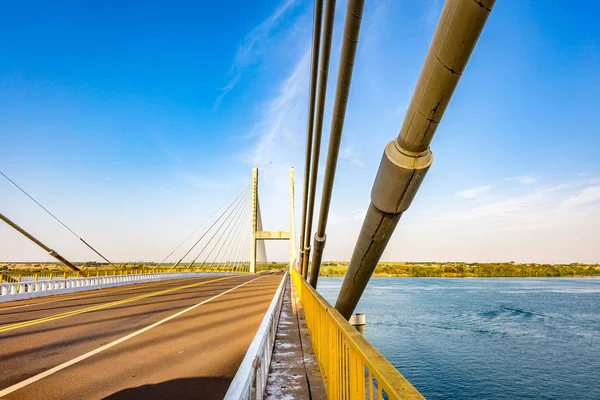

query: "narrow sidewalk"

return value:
[265, 277, 326, 399]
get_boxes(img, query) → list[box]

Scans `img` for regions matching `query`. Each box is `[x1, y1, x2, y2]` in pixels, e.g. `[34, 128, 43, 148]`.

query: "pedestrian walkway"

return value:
[265, 277, 326, 399]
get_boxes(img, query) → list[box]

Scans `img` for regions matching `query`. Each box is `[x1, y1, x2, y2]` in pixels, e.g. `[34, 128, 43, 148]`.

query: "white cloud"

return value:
[232, 49, 310, 249]
[213, 0, 299, 109]
[403, 182, 600, 263]
[438, 184, 600, 232]
[442, 186, 563, 224]
[506, 175, 536, 184]
[562, 186, 600, 207]
[329, 208, 367, 225]
[456, 185, 493, 199]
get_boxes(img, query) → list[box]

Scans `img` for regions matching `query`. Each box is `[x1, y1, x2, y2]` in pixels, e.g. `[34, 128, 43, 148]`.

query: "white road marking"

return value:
[0, 276, 263, 397]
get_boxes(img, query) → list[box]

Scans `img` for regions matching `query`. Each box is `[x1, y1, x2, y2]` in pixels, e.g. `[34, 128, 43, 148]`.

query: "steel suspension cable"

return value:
[194, 190, 250, 270]
[169, 184, 250, 270]
[231, 202, 251, 267]
[239, 212, 252, 273]
[310, 0, 366, 288]
[223, 199, 251, 270]
[229, 211, 248, 272]
[302, 0, 337, 279]
[218, 201, 247, 270]
[229, 176, 253, 273]
[299, 0, 324, 274]
[232, 219, 248, 272]
[210, 196, 244, 267]
[207, 195, 248, 270]
[154, 183, 247, 268]
[0, 171, 115, 266]
[186, 189, 250, 268]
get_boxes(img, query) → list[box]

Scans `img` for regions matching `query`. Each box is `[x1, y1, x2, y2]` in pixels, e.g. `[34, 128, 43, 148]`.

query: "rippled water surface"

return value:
[317, 277, 600, 400]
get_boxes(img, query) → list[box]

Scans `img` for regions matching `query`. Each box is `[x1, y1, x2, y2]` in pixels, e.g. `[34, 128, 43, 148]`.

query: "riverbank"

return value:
[2, 261, 599, 278]
[318, 262, 600, 277]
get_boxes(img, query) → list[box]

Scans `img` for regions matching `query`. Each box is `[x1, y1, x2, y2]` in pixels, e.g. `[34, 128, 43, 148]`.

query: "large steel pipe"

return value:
[0, 212, 80, 271]
[302, 0, 337, 279]
[335, 0, 495, 319]
[310, 0, 365, 288]
[299, 0, 324, 275]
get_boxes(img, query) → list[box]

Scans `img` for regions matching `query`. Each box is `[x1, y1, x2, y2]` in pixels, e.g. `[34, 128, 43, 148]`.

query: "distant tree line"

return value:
[318, 262, 600, 277]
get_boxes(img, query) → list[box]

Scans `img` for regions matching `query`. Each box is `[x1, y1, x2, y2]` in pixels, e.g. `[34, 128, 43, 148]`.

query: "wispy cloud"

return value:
[339, 143, 364, 167]
[444, 186, 560, 223]
[213, 0, 299, 110]
[248, 49, 310, 168]
[439, 183, 600, 231]
[456, 185, 493, 199]
[329, 207, 368, 225]
[506, 175, 536, 184]
[562, 186, 600, 207]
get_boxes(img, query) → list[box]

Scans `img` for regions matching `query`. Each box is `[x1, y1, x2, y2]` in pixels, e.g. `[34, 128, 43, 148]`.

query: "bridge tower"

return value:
[249, 168, 296, 274]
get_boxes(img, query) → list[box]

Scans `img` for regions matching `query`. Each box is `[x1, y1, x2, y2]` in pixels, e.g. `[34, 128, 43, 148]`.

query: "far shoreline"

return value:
[1, 261, 599, 279]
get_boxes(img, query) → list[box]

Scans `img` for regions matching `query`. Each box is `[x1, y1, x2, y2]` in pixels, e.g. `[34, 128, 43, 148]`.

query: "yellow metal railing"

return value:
[291, 269, 424, 400]
[0, 266, 253, 285]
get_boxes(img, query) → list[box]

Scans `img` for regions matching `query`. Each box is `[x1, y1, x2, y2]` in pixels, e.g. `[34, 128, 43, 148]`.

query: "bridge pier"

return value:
[250, 168, 296, 274]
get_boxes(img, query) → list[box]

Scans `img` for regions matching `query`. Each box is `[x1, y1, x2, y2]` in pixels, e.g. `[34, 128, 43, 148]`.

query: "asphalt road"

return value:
[0, 273, 283, 399]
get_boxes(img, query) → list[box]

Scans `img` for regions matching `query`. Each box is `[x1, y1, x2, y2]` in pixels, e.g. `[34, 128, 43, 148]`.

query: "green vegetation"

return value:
[256, 262, 287, 273]
[318, 261, 600, 277]
[2, 261, 599, 278]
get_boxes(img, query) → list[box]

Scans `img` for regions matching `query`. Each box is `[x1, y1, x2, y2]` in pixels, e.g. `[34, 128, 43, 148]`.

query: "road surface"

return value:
[0, 273, 283, 399]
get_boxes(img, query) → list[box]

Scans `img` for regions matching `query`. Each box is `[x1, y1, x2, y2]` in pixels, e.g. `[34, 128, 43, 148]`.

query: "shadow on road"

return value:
[103, 377, 231, 400]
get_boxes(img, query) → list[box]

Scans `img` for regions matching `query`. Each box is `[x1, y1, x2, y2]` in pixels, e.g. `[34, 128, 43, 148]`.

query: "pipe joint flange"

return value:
[313, 233, 327, 251]
[371, 140, 433, 214]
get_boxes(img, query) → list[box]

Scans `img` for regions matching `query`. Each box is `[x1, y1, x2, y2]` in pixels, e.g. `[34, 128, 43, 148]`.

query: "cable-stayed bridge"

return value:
[0, 0, 495, 398]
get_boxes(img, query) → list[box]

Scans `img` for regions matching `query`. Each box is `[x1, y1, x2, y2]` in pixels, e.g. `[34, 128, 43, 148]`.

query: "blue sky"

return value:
[1, 0, 599, 264]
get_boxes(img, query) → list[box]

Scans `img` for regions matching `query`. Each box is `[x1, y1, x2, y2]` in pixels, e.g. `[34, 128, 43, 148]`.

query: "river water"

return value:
[317, 277, 600, 400]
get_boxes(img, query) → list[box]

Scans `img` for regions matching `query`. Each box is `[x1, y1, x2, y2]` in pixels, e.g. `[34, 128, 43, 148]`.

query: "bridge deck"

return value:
[0, 273, 283, 399]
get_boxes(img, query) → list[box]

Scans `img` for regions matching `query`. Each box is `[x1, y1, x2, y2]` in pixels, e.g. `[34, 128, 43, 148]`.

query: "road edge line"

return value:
[0, 276, 264, 397]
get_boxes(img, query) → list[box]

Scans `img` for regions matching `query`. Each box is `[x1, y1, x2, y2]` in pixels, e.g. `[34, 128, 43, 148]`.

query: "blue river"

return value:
[317, 277, 600, 400]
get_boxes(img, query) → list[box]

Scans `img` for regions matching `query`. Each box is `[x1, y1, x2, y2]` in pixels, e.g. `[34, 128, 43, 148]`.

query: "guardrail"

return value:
[291, 269, 424, 400]
[224, 273, 287, 400]
[0, 267, 249, 284]
[0, 271, 230, 302]
[1, 270, 163, 283]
